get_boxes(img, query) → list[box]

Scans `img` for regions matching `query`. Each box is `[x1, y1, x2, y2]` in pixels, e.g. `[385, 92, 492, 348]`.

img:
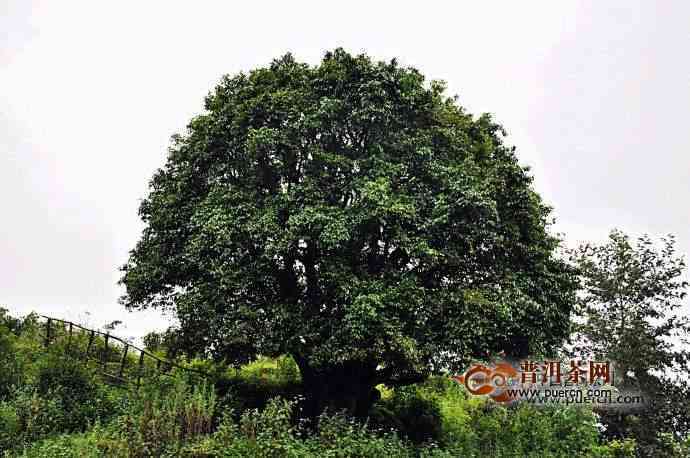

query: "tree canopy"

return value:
[570, 230, 690, 451]
[120, 49, 577, 417]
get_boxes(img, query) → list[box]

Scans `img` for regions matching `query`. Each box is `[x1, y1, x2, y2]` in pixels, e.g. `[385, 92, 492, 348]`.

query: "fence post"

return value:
[67, 322, 73, 348]
[118, 344, 129, 378]
[103, 333, 109, 370]
[86, 330, 95, 356]
[137, 350, 145, 389]
[44, 318, 52, 347]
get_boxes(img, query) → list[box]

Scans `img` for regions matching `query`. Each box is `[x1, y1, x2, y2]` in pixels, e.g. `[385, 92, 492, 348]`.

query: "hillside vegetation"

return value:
[0, 309, 649, 457]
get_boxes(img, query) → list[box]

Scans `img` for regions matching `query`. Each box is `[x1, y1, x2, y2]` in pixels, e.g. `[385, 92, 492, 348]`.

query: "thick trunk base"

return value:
[295, 358, 381, 425]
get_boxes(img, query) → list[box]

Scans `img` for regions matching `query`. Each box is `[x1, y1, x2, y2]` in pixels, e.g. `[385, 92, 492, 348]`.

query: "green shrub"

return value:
[0, 401, 20, 452]
[112, 375, 217, 457]
[371, 376, 639, 458]
[0, 312, 26, 400]
[215, 357, 302, 419]
[0, 388, 65, 452]
[18, 432, 103, 458]
[639, 432, 689, 458]
[590, 438, 638, 458]
[370, 385, 443, 444]
[183, 397, 417, 458]
[33, 349, 121, 432]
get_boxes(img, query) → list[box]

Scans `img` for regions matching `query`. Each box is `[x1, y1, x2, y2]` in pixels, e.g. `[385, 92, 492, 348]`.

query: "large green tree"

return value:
[120, 49, 577, 418]
[570, 230, 690, 453]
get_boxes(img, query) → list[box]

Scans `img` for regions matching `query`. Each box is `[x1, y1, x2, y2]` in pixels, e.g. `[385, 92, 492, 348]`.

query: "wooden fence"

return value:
[39, 315, 209, 388]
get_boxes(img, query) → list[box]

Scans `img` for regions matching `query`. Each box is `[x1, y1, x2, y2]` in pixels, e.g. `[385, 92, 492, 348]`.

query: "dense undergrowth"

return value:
[0, 310, 681, 457]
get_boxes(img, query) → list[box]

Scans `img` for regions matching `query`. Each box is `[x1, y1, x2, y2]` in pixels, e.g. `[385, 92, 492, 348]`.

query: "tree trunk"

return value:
[293, 356, 380, 425]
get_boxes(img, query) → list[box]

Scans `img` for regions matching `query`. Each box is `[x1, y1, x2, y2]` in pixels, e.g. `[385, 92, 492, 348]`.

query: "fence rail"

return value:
[39, 315, 209, 388]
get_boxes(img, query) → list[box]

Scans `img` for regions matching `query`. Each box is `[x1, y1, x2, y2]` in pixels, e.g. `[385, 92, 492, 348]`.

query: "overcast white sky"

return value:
[2, 1, 689, 339]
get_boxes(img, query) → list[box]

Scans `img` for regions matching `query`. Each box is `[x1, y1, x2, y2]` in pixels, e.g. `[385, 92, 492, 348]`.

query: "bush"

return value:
[0, 401, 20, 452]
[18, 432, 103, 458]
[0, 388, 66, 452]
[183, 397, 417, 458]
[112, 375, 216, 457]
[215, 357, 302, 419]
[33, 349, 121, 432]
[0, 311, 26, 400]
[0, 337, 124, 454]
[370, 376, 638, 458]
[370, 385, 443, 444]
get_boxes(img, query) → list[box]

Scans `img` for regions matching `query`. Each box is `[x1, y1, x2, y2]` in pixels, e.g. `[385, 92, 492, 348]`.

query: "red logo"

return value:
[452, 362, 519, 403]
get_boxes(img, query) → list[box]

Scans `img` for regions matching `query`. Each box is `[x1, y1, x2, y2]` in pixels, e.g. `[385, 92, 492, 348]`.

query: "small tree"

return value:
[570, 230, 690, 449]
[120, 49, 577, 420]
